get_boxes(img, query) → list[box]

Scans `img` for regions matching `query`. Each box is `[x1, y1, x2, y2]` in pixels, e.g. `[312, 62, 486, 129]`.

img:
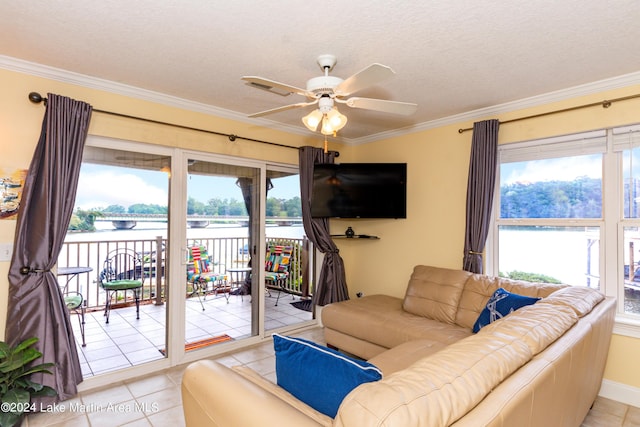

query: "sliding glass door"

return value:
[264, 166, 314, 332]
[62, 138, 172, 380]
[65, 138, 314, 386]
[182, 158, 262, 351]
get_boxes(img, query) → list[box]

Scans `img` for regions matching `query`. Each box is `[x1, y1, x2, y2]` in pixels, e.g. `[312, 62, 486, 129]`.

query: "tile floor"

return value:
[25, 326, 639, 427]
[74, 290, 313, 378]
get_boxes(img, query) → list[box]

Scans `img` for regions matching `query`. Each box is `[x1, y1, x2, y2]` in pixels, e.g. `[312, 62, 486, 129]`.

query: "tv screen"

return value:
[310, 163, 407, 218]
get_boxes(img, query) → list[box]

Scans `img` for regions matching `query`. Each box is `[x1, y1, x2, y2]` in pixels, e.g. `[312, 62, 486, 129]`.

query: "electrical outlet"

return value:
[0, 243, 13, 262]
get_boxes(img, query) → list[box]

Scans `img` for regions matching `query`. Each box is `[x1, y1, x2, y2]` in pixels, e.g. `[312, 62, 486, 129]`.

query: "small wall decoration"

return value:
[0, 167, 27, 220]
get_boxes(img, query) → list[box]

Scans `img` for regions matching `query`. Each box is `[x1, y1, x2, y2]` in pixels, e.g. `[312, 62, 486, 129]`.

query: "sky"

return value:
[75, 164, 299, 210]
[500, 154, 602, 186]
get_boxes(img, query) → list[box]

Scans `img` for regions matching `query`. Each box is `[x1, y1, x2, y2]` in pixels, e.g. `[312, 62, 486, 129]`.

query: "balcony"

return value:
[57, 235, 313, 378]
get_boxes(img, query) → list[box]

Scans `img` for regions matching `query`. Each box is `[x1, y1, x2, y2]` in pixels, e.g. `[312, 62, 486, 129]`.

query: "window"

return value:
[615, 125, 640, 316]
[489, 130, 640, 315]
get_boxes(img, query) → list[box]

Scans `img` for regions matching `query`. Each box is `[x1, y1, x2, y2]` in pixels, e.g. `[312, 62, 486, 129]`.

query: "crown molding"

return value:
[3, 55, 640, 146]
[347, 71, 640, 145]
[0, 55, 310, 138]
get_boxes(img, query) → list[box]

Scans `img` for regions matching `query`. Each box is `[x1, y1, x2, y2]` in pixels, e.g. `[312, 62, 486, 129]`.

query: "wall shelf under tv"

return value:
[331, 234, 380, 240]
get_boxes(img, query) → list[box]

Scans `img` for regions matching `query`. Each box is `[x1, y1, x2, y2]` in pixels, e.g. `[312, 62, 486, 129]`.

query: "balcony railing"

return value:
[57, 236, 308, 311]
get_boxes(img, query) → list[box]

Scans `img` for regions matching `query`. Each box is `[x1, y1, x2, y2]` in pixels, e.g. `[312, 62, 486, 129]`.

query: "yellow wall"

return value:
[605, 334, 640, 386]
[0, 67, 327, 338]
[2, 66, 640, 390]
[341, 85, 640, 297]
[337, 85, 640, 390]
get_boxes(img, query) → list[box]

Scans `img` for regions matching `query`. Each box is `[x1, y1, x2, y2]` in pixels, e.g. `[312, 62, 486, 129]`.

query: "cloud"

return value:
[75, 169, 168, 209]
[501, 155, 601, 185]
[73, 163, 300, 211]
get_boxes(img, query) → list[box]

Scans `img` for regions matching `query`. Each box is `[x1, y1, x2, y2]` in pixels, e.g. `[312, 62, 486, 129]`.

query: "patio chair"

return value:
[187, 245, 228, 310]
[63, 290, 86, 347]
[265, 244, 293, 306]
[57, 267, 91, 346]
[98, 248, 144, 323]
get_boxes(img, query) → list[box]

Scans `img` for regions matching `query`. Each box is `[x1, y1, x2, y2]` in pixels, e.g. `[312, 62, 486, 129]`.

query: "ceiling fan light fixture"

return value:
[245, 55, 417, 136]
[302, 109, 323, 131]
[326, 107, 347, 130]
[320, 107, 347, 135]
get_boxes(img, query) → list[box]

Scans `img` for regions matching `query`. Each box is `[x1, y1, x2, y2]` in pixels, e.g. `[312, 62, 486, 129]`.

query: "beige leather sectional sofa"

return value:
[181, 265, 615, 427]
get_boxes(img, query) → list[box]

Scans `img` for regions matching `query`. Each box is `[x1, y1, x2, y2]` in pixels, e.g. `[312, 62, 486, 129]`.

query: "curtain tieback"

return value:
[467, 250, 483, 255]
[19, 266, 51, 275]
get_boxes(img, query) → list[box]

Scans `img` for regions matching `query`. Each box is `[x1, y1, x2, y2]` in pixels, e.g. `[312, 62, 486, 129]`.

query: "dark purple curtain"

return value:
[6, 94, 92, 402]
[299, 146, 348, 305]
[463, 119, 499, 273]
[235, 177, 272, 294]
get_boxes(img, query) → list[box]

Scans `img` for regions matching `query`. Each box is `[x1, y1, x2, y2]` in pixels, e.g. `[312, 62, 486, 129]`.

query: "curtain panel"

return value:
[463, 119, 499, 273]
[235, 177, 273, 294]
[6, 94, 92, 402]
[298, 147, 349, 305]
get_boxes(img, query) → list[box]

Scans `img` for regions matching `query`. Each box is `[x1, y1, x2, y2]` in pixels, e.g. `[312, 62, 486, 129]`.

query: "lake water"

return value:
[66, 224, 594, 286]
[63, 224, 640, 314]
[65, 221, 306, 242]
[498, 227, 599, 287]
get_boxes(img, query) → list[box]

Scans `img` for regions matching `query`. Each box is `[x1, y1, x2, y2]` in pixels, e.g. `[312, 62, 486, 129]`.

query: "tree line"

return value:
[69, 196, 302, 231]
[500, 176, 601, 219]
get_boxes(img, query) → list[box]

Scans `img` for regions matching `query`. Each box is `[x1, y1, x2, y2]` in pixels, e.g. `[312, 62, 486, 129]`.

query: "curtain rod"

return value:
[457, 93, 640, 134]
[27, 92, 339, 157]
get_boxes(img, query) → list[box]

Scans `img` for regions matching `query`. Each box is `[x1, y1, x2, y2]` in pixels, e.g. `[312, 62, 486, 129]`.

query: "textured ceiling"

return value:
[1, 1, 640, 143]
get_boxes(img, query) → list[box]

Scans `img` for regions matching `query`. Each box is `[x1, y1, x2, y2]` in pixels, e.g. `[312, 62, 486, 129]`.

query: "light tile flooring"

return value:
[583, 397, 640, 427]
[74, 290, 313, 378]
[25, 324, 639, 427]
[25, 327, 325, 427]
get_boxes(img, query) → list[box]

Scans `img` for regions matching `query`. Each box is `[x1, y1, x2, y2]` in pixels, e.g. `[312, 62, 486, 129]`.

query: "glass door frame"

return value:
[78, 139, 311, 389]
[170, 150, 269, 366]
[78, 136, 174, 391]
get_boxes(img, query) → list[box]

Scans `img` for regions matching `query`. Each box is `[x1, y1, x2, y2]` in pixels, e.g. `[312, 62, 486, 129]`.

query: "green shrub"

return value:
[499, 270, 562, 284]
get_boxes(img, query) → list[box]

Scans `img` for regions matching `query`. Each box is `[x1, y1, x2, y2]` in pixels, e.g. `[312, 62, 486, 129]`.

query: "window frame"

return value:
[487, 127, 640, 338]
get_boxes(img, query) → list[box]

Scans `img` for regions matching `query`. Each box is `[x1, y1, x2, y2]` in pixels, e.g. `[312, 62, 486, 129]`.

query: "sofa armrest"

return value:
[181, 360, 326, 427]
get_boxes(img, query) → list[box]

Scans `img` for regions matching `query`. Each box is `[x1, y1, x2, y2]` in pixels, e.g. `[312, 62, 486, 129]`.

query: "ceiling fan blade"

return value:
[248, 100, 318, 118]
[343, 97, 418, 115]
[334, 63, 395, 97]
[242, 76, 311, 97]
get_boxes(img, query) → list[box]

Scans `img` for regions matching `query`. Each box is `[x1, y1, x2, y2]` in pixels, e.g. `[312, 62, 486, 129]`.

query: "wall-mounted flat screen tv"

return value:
[310, 163, 407, 218]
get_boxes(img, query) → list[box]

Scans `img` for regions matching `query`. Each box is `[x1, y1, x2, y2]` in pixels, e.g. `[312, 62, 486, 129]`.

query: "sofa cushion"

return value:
[477, 301, 578, 355]
[367, 339, 447, 375]
[322, 295, 472, 352]
[273, 334, 382, 418]
[455, 274, 567, 329]
[232, 365, 332, 426]
[336, 329, 533, 427]
[473, 288, 540, 333]
[402, 265, 472, 324]
[543, 286, 605, 317]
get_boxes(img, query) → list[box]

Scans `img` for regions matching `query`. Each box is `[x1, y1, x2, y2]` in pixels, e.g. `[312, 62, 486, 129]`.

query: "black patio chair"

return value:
[98, 248, 144, 323]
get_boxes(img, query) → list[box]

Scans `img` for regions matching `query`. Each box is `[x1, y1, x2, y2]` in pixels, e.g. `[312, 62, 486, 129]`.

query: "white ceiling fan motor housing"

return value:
[317, 96, 334, 113]
[306, 54, 343, 97]
[306, 76, 343, 96]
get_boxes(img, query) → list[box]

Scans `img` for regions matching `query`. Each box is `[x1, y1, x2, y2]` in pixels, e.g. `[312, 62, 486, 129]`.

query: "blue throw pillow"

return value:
[473, 288, 540, 333]
[273, 333, 382, 418]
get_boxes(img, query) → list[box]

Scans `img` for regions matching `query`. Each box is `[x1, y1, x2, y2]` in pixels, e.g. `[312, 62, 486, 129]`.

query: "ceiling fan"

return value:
[242, 54, 417, 135]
